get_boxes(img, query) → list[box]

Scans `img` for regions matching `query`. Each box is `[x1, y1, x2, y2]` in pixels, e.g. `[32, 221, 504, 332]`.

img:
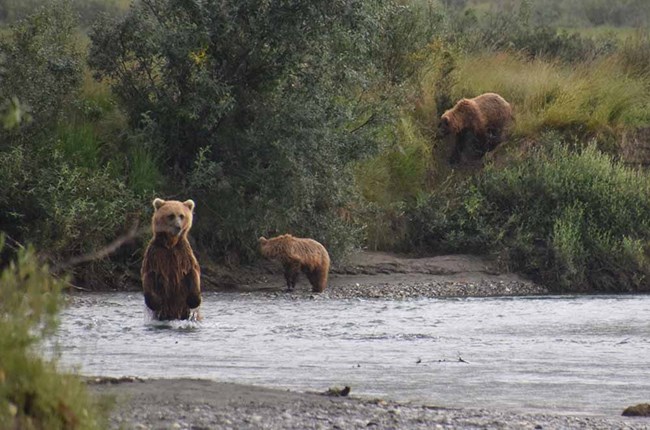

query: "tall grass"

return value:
[56, 122, 101, 169]
[355, 115, 432, 250]
[127, 146, 164, 195]
[618, 30, 650, 78]
[449, 52, 650, 137]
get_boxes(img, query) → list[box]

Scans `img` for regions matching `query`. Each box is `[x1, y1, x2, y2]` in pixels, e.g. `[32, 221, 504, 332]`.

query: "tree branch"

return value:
[53, 221, 143, 272]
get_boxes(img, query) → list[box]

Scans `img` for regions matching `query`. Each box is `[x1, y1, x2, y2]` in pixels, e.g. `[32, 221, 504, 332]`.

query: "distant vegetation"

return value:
[1, 0, 649, 293]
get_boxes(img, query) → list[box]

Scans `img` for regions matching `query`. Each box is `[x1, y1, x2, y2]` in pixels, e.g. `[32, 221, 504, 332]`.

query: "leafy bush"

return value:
[442, 1, 617, 62]
[88, 0, 412, 262]
[0, 144, 141, 266]
[454, 0, 650, 29]
[0, 0, 129, 26]
[0, 0, 82, 138]
[406, 141, 650, 293]
[0, 3, 145, 286]
[0, 237, 105, 429]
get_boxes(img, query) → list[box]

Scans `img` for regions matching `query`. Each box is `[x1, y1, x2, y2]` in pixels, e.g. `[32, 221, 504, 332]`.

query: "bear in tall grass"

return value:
[141, 198, 201, 320]
[258, 234, 330, 293]
[439, 92, 513, 164]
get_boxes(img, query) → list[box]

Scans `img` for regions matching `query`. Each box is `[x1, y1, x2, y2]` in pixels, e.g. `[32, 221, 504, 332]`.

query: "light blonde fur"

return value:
[259, 234, 330, 293]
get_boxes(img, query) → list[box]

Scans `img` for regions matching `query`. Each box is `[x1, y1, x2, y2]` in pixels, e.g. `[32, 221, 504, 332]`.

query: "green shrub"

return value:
[0, 237, 105, 429]
[0, 3, 146, 286]
[0, 144, 142, 270]
[0, 0, 129, 27]
[444, 1, 616, 62]
[454, 0, 650, 29]
[406, 140, 650, 293]
[55, 122, 101, 170]
[88, 0, 412, 262]
[0, 0, 82, 138]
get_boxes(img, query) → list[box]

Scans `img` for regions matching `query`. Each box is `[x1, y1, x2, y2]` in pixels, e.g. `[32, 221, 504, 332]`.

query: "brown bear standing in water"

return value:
[258, 234, 330, 293]
[439, 92, 513, 164]
[141, 198, 201, 320]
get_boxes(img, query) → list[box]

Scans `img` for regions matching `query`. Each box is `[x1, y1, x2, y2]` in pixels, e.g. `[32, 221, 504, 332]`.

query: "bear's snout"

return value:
[164, 218, 183, 236]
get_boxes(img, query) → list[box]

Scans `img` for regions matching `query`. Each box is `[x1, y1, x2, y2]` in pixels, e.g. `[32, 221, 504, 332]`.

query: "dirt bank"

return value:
[89, 378, 648, 430]
[201, 251, 548, 298]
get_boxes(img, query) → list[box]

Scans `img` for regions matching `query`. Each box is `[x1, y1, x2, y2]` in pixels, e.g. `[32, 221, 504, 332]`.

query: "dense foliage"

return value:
[88, 0, 406, 261]
[0, 0, 649, 292]
[0, 2, 143, 283]
[0, 0, 127, 26]
[406, 141, 650, 293]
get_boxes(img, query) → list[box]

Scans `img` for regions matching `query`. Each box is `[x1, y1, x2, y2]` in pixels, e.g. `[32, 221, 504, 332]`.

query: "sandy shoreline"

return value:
[85, 252, 649, 429]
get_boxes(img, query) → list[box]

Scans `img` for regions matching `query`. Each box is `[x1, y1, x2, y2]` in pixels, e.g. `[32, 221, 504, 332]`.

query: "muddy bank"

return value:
[89, 378, 648, 430]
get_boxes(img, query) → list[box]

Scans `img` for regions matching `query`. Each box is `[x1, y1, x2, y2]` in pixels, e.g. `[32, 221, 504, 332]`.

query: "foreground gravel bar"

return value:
[89, 378, 649, 430]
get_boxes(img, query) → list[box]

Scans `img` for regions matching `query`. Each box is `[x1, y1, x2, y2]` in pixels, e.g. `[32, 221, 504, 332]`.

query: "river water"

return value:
[51, 292, 650, 416]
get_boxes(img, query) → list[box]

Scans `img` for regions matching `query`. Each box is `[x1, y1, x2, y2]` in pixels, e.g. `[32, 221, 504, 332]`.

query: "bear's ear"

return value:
[258, 236, 267, 243]
[153, 198, 165, 210]
[183, 199, 195, 212]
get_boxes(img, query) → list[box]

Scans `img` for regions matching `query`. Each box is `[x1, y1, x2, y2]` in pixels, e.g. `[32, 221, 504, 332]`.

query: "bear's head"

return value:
[151, 198, 195, 241]
[439, 99, 477, 137]
[258, 234, 292, 259]
[437, 115, 452, 138]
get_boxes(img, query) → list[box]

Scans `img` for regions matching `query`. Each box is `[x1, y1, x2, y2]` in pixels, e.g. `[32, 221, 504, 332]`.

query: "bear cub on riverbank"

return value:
[439, 92, 513, 164]
[259, 234, 330, 293]
[141, 198, 201, 320]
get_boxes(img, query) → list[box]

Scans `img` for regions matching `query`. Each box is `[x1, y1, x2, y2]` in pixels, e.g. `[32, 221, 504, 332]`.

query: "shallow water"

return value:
[50, 292, 650, 415]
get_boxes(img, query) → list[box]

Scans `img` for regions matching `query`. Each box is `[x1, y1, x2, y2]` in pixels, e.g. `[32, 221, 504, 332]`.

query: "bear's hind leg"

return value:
[306, 269, 327, 293]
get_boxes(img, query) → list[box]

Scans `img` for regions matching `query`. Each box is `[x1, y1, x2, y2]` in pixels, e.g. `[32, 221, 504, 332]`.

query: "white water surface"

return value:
[50, 292, 650, 416]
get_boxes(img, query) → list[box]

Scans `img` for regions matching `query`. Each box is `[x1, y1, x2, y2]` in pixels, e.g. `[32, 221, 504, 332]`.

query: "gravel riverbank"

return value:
[89, 378, 649, 430]
[206, 252, 549, 299]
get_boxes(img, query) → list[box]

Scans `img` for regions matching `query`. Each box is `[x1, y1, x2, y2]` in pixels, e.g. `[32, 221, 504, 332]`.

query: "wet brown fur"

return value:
[440, 92, 513, 163]
[141, 199, 201, 320]
[259, 234, 330, 293]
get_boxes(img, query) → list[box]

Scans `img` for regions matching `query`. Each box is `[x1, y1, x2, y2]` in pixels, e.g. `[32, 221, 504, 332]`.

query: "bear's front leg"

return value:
[143, 271, 162, 311]
[183, 271, 202, 309]
[144, 292, 162, 311]
[449, 133, 464, 165]
[283, 262, 300, 291]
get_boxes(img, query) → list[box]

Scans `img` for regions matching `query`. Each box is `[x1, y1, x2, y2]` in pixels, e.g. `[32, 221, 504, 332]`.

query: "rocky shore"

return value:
[205, 252, 550, 299]
[89, 378, 649, 430]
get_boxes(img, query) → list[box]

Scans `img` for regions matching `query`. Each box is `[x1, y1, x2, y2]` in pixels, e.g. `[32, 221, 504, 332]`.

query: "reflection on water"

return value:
[50, 292, 650, 415]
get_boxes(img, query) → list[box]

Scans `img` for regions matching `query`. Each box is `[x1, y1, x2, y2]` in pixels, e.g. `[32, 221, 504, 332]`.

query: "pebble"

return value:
[101, 394, 649, 430]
